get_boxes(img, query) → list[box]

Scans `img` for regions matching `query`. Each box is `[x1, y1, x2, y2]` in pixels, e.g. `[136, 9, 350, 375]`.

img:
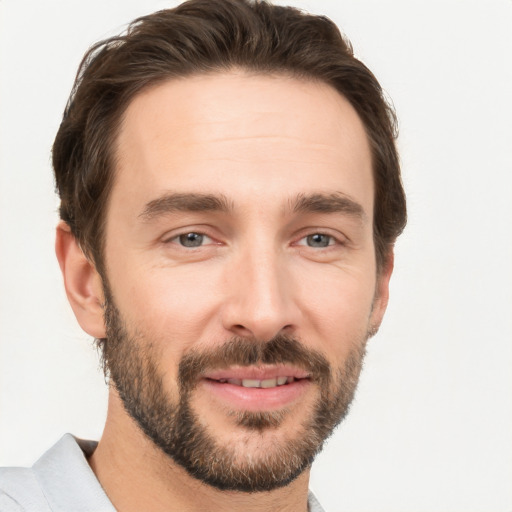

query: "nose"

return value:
[221, 245, 301, 342]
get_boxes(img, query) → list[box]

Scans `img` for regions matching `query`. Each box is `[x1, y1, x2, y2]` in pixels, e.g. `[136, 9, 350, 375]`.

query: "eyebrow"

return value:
[291, 192, 367, 221]
[139, 193, 232, 221]
[138, 191, 366, 223]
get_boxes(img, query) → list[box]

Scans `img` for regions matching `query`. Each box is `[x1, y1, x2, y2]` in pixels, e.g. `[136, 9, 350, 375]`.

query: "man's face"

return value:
[100, 72, 390, 491]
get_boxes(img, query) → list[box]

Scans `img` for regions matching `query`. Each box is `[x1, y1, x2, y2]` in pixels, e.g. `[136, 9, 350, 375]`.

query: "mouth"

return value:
[208, 376, 301, 388]
[199, 367, 312, 411]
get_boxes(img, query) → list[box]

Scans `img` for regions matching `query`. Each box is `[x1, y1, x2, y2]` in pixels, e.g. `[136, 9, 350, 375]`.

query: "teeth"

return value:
[261, 378, 277, 388]
[241, 379, 261, 388]
[216, 376, 297, 387]
[222, 377, 294, 388]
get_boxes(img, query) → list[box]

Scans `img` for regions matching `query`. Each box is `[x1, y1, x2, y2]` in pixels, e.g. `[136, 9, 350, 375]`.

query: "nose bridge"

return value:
[222, 235, 298, 341]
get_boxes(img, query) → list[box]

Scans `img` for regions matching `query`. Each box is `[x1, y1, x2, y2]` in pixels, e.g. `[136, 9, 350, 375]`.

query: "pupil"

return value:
[307, 234, 329, 247]
[180, 233, 203, 247]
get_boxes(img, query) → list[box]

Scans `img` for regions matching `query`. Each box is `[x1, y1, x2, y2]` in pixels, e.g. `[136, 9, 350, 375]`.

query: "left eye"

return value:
[174, 232, 212, 247]
[298, 233, 335, 248]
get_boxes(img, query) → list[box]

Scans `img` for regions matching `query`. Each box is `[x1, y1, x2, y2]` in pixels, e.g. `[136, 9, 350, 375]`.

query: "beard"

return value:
[100, 292, 368, 493]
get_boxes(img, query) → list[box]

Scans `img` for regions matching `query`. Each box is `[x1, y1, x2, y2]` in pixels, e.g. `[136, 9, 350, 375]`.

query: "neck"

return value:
[88, 390, 311, 512]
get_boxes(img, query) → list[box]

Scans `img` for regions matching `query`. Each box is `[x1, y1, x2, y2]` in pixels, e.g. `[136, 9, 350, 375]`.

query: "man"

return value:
[0, 0, 406, 510]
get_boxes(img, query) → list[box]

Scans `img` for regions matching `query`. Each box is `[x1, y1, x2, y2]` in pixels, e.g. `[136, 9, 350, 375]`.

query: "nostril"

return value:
[232, 324, 251, 335]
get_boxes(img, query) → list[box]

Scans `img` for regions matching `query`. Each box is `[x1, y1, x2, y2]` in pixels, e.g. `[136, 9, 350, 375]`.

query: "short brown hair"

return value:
[53, 0, 406, 274]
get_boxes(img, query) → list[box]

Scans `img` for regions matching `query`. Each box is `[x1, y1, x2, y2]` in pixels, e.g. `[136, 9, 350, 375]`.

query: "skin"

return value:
[56, 71, 393, 512]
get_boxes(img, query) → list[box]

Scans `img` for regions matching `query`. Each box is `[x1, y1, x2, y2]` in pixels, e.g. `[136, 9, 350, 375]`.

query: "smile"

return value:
[211, 376, 297, 388]
[200, 368, 312, 411]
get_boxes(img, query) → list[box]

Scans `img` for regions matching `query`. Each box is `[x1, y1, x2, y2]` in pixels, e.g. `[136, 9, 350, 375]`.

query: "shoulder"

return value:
[0, 467, 50, 511]
[1, 434, 113, 512]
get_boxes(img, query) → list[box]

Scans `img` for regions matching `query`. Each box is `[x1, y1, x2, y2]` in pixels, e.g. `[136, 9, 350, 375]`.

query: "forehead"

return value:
[112, 71, 373, 216]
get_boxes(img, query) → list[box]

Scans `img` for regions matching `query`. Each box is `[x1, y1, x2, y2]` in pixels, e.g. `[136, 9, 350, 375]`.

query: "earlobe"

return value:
[55, 221, 106, 338]
[369, 250, 394, 336]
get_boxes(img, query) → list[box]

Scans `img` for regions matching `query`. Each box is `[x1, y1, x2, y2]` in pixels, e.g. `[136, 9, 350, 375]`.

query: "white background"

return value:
[1, 1, 511, 511]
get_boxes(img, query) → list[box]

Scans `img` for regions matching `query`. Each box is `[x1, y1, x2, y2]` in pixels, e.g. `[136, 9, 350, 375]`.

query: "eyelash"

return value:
[165, 230, 344, 249]
[295, 233, 338, 248]
[165, 231, 215, 248]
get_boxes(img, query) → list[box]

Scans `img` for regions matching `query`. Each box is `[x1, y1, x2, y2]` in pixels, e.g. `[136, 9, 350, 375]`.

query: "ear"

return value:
[369, 250, 394, 336]
[55, 221, 106, 338]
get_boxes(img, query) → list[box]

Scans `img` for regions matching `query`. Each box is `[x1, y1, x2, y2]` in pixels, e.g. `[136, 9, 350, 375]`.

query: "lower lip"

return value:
[199, 378, 311, 411]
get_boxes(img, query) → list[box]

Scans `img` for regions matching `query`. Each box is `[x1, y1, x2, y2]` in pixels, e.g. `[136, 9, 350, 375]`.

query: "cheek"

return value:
[108, 258, 223, 342]
[107, 260, 227, 387]
[295, 263, 376, 362]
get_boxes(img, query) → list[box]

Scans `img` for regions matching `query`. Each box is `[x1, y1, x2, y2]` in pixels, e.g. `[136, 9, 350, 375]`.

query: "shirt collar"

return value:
[33, 434, 115, 512]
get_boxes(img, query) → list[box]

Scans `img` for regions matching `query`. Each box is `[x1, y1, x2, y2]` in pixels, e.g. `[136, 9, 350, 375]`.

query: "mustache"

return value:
[178, 334, 331, 392]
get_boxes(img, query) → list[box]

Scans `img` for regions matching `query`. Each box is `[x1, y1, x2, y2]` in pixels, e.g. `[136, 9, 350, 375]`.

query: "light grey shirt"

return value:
[0, 435, 325, 511]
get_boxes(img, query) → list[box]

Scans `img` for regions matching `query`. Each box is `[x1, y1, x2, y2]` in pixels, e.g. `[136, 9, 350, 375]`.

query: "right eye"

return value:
[170, 232, 213, 248]
[299, 233, 336, 248]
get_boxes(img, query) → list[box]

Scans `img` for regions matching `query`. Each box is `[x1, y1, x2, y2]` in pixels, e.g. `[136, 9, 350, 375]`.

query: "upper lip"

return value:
[202, 365, 311, 382]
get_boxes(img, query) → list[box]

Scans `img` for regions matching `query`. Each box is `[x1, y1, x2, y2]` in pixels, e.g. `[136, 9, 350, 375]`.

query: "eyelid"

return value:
[292, 228, 348, 247]
[161, 227, 217, 246]
[295, 234, 335, 247]
[172, 233, 214, 246]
